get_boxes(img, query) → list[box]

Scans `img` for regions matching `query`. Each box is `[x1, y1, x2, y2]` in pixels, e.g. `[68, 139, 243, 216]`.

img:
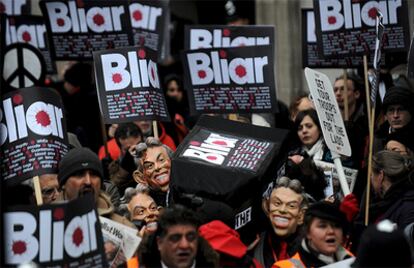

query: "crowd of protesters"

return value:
[2, 1, 414, 268]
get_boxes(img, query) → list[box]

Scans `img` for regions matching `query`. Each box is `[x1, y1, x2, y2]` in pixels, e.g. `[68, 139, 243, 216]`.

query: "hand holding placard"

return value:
[304, 67, 351, 195]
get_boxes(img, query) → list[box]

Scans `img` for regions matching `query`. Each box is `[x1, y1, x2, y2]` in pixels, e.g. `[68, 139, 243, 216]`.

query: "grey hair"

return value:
[133, 137, 174, 174]
[273, 176, 309, 208]
[118, 184, 151, 219]
[373, 150, 414, 183]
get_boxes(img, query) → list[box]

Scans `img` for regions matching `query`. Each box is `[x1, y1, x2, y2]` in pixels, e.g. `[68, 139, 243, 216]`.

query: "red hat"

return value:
[199, 220, 247, 258]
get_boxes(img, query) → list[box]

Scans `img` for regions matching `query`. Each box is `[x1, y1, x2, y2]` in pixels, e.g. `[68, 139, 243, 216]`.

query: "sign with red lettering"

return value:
[0, 0, 30, 15]
[93, 46, 170, 124]
[181, 45, 277, 115]
[2, 194, 107, 267]
[313, 0, 410, 57]
[130, 0, 170, 62]
[0, 87, 69, 186]
[39, 0, 133, 60]
[184, 25, 274, 50]
[3, 15, 57, 73]
[171, 115, 289, 243]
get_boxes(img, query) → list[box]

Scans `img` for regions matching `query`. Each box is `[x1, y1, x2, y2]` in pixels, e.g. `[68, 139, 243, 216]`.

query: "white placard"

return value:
[304, 67, 351, 157]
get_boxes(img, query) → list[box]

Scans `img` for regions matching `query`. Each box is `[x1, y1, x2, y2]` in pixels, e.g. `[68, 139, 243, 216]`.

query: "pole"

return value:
[152, 121, 159, 139]
[331, 151, 351, 195]
[365, 106, 376, 226]
[343, 69, 349, 121]
[33, 176, 43, 205]
[100, 113, 109, 158]
[363, 55, 372, 127]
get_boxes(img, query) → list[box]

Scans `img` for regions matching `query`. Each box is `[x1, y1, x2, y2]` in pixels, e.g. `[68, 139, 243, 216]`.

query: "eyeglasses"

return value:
[41, 187, 60, 197]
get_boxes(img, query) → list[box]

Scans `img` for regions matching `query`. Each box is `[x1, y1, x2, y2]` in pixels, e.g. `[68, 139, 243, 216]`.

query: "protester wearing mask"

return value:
[254, 177, 308, 268]
[120, 184, 161, 236]
[273, 201, 352, 268]
[29, 173, 61, 204]
[132, 137, 174, 207]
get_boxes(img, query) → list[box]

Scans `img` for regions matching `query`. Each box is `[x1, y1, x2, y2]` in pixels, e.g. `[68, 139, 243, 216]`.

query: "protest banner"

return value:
[100, 217, 141, 268]
[302, 9, 385, 68]
[184, 25, 274, 50]
[2, 43, 46, 93]
[407, 35, 413, 79]
[0, 0, 30, 15]
[171, 115, 289, 243]
[129, 0, 170, 62]
[314, 159, 358, 195]
[0, 87, 69, 186]
[2, 194, 107, 267]
[313, 0, 410, 58]
[4, 15, 57, 74]
[304, 67, 351, 195]
[181, 45, 277, 115]
[93, 46, 170, 124]
[39, 0, 133, 60]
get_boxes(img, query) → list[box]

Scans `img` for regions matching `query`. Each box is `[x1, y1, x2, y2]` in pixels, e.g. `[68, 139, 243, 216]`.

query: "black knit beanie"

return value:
[58, 147, 103, 186]
[382, 86, 414, 115]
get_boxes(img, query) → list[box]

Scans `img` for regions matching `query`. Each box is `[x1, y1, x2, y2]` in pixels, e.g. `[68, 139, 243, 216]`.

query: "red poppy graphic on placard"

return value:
[223, 29, 230, 37]
[368, 7, 378, 20]
[235, 65, 247, 78]
[198, 70, 207, 79]
[138, 49, 146, 59]
[53, 208, 64, 220]
[219, 50, 227, 58]
[133, 10, 143, 21]
[112, 73, 123, 84]
[93, 13, 105, 26]
[12, 240, 27, 255]
[328, 16, 336, 25]
[12, 94, 23, 105]
[56, 18, 65, 27]
[72, 227, 83, 247]
[22, 32, 31, 43]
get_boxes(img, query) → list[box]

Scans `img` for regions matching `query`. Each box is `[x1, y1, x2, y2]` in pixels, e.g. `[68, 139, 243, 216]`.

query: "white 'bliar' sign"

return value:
[304, 67, 351, 157]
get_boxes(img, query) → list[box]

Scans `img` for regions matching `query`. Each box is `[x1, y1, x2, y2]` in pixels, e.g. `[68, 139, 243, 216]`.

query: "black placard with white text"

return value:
[302, 9, 387, 68]
[40, 0, 133, 60]
[2, 195, 106, 267]
[94, 46, 170, 124]
[0, 87, 69, 186]
[171, 115, 289, 243]
[4, 15, 57, 73]
[181, 45, 277, 115]
[0, 0, 30, 15]
[129, 0, 170, 62]
[184, 25, 274, 50]
[313, 0, 410, 57]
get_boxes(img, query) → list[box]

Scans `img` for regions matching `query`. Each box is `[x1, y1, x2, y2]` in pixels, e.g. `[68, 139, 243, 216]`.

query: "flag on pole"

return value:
[370, 10, 385, 108]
